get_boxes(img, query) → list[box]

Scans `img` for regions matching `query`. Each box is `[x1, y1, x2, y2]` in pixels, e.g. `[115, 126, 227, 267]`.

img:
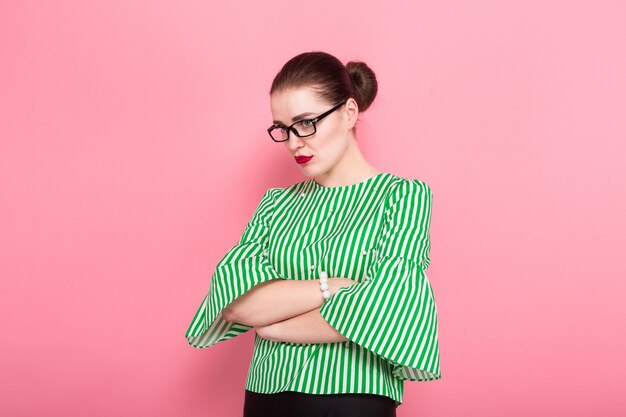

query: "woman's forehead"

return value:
[270, 87, 326, 122]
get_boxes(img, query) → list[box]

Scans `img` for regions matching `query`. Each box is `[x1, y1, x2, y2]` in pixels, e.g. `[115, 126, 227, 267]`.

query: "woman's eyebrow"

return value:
[273, 111, 316, 124]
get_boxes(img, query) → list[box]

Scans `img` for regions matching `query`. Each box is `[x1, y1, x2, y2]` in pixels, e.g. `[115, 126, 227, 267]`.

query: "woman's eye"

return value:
[301, 119, 314, 127]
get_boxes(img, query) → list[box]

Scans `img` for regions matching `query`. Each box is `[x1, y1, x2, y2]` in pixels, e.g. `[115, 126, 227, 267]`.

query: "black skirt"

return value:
[243, 389, 397, 417]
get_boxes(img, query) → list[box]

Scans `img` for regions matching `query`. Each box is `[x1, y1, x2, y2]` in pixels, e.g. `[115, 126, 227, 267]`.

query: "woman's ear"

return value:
[344, 97, 359, 129]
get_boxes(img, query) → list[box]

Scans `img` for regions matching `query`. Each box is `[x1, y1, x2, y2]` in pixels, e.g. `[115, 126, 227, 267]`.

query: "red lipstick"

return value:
[295, 155, 313, 164]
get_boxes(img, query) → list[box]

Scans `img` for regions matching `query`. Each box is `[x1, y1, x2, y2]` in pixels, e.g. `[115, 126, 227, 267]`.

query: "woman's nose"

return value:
[286, 133, 304, 151]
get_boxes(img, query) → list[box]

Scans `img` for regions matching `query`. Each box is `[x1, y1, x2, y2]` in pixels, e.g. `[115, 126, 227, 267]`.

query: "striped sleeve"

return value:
[319, 179, 441, 381]
[185, 188, 284, 348]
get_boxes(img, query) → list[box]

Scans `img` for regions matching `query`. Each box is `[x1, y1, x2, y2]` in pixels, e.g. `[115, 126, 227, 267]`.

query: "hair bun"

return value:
[345, 61, 378, 112]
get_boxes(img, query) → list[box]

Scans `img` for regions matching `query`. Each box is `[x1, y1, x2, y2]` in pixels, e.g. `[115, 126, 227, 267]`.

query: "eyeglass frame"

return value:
[267, 99, 348, 142]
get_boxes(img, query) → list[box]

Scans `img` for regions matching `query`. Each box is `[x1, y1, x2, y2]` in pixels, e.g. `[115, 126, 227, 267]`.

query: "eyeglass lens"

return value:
[271, 120, 315, 141]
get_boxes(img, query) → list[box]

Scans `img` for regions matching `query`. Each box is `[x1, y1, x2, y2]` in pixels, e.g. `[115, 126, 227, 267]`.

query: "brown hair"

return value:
[269, 51, 378, 113]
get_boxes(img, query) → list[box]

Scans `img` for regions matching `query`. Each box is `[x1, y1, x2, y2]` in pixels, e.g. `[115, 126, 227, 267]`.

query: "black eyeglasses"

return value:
[267, 100, 347, 142]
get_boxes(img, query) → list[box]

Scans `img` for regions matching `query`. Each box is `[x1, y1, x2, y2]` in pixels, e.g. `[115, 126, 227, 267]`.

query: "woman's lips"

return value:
[295, 155, 313, 164]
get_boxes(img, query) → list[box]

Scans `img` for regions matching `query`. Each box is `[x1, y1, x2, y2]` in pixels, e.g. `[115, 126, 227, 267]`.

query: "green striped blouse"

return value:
[185, 172, 441, 406]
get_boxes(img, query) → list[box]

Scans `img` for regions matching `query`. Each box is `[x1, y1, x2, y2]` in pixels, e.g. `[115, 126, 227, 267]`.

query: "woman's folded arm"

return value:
[255, 307, 350, 344]
[222, 277, 357, 327]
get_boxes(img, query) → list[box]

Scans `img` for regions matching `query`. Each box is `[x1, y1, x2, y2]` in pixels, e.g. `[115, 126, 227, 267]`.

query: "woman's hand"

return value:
[328, 277, 358, 296]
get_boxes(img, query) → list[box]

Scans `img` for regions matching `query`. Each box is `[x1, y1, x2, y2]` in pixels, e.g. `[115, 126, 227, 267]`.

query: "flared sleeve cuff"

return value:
[319, 178, 441, 381]
[185, 188, 284, 348]
[319, 256, 441, 381]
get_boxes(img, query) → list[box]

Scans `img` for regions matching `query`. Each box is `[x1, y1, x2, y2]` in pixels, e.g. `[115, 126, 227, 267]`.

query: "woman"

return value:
[185, 51, 441, 417]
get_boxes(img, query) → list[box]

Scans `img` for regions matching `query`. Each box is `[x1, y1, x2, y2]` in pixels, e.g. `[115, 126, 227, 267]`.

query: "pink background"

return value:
[1, 1, 625, 416]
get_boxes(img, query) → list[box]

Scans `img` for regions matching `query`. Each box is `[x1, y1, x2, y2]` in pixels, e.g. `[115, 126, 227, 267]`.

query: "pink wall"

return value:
[1, 1, 625, 416]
